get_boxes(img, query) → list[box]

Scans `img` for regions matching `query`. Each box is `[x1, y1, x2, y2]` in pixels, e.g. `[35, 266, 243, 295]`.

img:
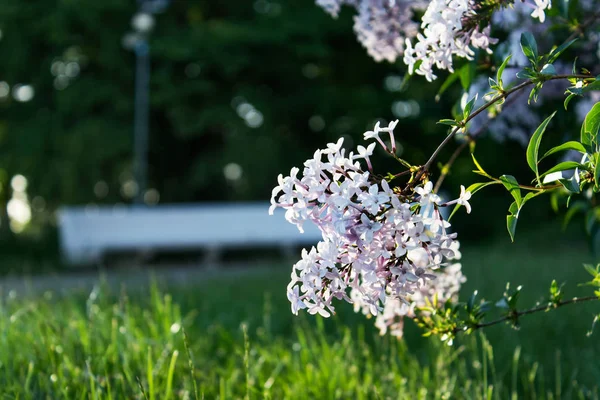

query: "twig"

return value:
[432, 91, 525, 193]
[454, 295, 599, 334]
[565, 12, 600, 43]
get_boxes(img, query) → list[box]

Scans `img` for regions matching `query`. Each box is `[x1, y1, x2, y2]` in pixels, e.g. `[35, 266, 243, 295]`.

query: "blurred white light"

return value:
[12, 84, 35, 102]
[170, 322, 181, 334]
[10, 175, 28, 192]
[408, 99, 421, 117]
[0, 81, 9, 98]
[384, 75, 404, 92]
[245, 109, 264, 128]
[236, 102, 254, 118]
[143, 188, 160, 205]
[7, 198, 31, 225]
[121, 180, 139, 198]
[308, 115, 325, 132]
[185, 63, 201, 78]
[51, 61, 65, 77]
[391, 101, 411, 118]
[94, 181, 109, 198]
[54, 76, 69, 91]
[65, 62, 80, 78]
[132, 13, 155, 33]
[223, 163, 243, 181]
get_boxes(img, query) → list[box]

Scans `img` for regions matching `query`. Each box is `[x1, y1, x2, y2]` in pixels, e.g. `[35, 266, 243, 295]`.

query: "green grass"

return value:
[1, 224, 599, 399]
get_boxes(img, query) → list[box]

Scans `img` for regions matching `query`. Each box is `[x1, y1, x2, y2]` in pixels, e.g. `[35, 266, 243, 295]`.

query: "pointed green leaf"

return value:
[564, 93, 577, 110]
[548, 38, 578, 64]
[540, 161, 585, 179]
[497, 55, 512, 88]
[581, 102, 600, 149]
[437, 119, 458, 126]
[471, 153, 491, 178]
[516, 69, 536, 79]
[540, 63, 556, 76]
[500, 175, 522, 207]
[559, 174, 581, 193]
[507, 213, 518, 242]
[539, 141, 586, 162]
[520, 32, 539, 67]
[463, 94, 478, 120]
[526, 111, 556, 184]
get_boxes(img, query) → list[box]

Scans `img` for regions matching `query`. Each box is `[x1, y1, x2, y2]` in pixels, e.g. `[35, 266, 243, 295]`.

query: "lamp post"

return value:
[123, 0, 169, 204]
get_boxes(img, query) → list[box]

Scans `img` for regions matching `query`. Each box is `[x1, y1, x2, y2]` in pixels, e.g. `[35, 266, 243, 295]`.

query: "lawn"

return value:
[1, 224, 599, 399]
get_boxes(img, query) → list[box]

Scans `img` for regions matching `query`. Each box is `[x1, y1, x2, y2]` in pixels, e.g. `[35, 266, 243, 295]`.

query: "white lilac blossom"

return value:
[403, 0, 497, 81]
[529, 0, 551, 23]
[317, 0, 570, 82]
[270, 120, 471, 337]
[316, 0, 427, 62]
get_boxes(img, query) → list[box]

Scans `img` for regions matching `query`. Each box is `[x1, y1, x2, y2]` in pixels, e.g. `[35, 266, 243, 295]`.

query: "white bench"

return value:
[57, 203, 323, 265]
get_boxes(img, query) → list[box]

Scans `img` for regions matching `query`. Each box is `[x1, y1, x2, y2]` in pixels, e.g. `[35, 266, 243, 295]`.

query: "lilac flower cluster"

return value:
[270, 121, 470, 336]
[404, 0, 497, 81]
[316, 0, 564, 82]
[316, 0, 426, 62]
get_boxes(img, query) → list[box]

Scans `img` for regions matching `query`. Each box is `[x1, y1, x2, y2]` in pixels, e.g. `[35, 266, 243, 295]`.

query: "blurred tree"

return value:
[1, 0, 559, 246]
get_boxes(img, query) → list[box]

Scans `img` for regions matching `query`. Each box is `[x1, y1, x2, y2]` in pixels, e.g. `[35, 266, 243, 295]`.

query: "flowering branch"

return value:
[417, 74, 593, 184]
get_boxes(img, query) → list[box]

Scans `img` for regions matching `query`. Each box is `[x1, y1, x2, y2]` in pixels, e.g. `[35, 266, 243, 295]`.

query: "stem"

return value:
[455, 295, 599, 334]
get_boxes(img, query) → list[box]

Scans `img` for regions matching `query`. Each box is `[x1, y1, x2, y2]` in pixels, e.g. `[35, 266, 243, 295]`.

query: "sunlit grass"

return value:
[0, 224, 599, 398]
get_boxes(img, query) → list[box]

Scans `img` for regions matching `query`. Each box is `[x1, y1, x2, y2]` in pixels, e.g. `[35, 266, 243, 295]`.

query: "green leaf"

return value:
[437, 119, 458, 126]
[516, 69, 536, 79]
[471, 153, 492, 178]
[507, 213, 518, 242]
[504, 190, 544, 241]
[463, 94, 478, 120]
[548, 38, 578, 64]
[540, 63, 556, 76]
[500, 175, 522, 207]
[581, 102, 600, 149]
[539, 141, 586, 162]
[520, 32, 539, 67]
[497, 55, 512, 88]
[540, 161, 585, 179]
[528, 83, 542, 104]
[526, 112, 556, 184]
[559, 173, 581, 193]
[595, 153, 600, 190]
[564, 93, 577, 110]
